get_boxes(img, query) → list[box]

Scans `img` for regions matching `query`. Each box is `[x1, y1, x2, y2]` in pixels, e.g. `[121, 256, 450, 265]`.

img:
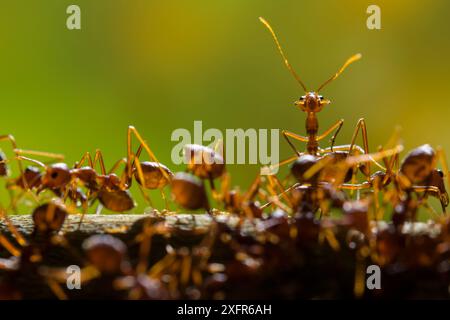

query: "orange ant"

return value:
[0, 200, 80, 299]
[333, 144, 450, 215]
[259, 17, 385, 182]
[171, 143, 286, 217]
[171, 172, 211, 213]
[170, 143, 224, 213]
[0, 134, 65, 210]
[39, 223, 170, 299]
[74, 126, 173, 212]
[262, 145, 403, 217]
[8, 126, 173, 219]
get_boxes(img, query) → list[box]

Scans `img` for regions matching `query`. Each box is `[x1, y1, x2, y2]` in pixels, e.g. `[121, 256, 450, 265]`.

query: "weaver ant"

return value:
[0, 134, 65, 211]
[62, 126, 172, 215]
[337, 144, 450, 216]
[7, 125, 173, 221]
[0, 200, 80, 299]
[259, 17, 387, 186]
[171, 143, 224, 213]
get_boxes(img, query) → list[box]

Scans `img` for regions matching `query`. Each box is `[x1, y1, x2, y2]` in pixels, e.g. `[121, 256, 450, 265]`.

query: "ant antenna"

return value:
[317, 53, 362, 92]
[259, 17, 308, 92]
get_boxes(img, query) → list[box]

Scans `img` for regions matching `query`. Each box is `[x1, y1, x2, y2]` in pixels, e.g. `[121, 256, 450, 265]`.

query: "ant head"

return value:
[43, 163, 71, 189]
[259, 17, 361, 112]
[295, 92, 330, 113]
[32, 200, 68, 234]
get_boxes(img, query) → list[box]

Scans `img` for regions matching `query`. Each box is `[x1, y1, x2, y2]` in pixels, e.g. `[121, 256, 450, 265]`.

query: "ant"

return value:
[259, 17, 386, 183]
[74, 126, 173, 213]
[0, 200, 80, 299]
[263, 145, 403, 217]
[171, 171, 211, 213]
[0, 134, 65, 211]
[338, 144, 449, 215]
[8, 126, 173, 220]
[170, 143, 224, 213]
[147, 221, 219, 299]
[171, 143, 287, 217]
[39, 221, 170, 300]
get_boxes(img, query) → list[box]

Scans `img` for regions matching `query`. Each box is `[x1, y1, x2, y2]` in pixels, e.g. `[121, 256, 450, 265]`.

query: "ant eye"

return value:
[51, 172, 58, 179]
[318, 95, 323, 99]
[299, 96, 305, 101]
[437, 170, 444, 178]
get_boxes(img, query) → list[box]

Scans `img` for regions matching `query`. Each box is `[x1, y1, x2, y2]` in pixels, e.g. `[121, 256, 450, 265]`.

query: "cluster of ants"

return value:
[1, 17, 450, 299]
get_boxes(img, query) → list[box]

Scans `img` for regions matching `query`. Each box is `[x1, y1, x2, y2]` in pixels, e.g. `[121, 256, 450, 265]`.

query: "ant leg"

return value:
[15, 149, 64, 163]
[282, 130, 308, 156]
[353, 253, 366, 298]
[220, 172, 231, 207]
[180, 255, 192, 286]
[75, 152, 94, 168]
[127, 126, 171, 180]
[436, 146, 450, 189]
[422, 202, 439, 219]
[136, 221, 154, 274]
[77, 198, 89, 230]
[93, 150, 107, 175]
[0, 208, 27, 247]
[262, 154, 300, 175]
[316, 119, 344, 151]
[321, 144, 386, 171]
[46, 278, 68, 300]
[148, 253, 176, 278]
[348, 118, 371, 177]
[109, 157, 127, 174]
[411, 185, 446, 212]
[95, 203, 103, 215]
[261, 179, 294, 213]
[242, 174, 262, 203]
[134, 156, 154, 208]
[75, 150, 107, 175]
[0, 233, 21, 257]
[267, 175, 293, 207]
[159, 188, 170, 211]
[339, 182, 372, 190]
[0, 135, 28, 191]
[208, 175, 220, 201]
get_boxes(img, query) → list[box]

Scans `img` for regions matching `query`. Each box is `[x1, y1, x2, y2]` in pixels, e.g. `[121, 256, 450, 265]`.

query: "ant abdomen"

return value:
[184, 144, 225, 180]
[171, 172, 209, 211]
[133, 161, 173, 189]
[290, 154, 320, 184]
[400, 144, 435, 184]
[98, 189, 135, 212]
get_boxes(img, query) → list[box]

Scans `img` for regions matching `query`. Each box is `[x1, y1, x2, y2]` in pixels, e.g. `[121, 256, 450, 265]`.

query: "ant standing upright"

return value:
[259, 17, 384, 182]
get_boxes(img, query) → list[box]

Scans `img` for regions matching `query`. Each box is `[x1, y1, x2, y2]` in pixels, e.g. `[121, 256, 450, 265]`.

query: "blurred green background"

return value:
[0, 0, 449, 213]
